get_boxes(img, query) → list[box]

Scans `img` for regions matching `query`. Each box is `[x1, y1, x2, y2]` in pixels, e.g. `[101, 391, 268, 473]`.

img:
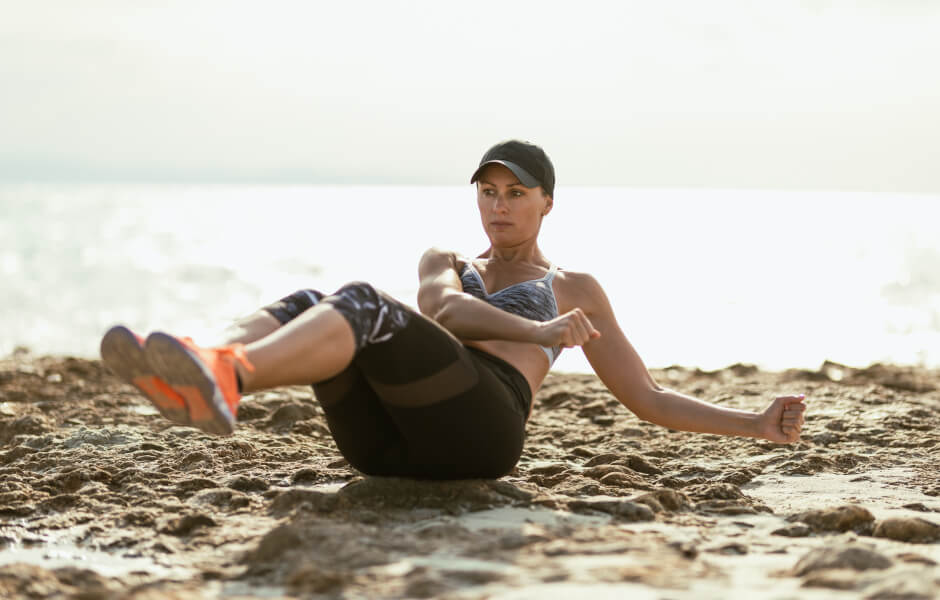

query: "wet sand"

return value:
[1, 352, 938, 599]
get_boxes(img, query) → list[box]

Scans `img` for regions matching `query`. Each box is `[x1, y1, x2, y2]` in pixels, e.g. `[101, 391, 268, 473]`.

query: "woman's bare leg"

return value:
[216, 310, 283, 345]
[237, 304, 356, 392]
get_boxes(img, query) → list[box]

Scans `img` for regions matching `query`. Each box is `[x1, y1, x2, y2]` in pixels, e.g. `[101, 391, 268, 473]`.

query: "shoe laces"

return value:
[214, 344, 256, 373]
[179, 336, 256, 373]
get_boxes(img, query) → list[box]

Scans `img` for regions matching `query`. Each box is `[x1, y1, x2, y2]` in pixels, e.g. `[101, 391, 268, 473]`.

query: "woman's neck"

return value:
[481, 242, 544, 265]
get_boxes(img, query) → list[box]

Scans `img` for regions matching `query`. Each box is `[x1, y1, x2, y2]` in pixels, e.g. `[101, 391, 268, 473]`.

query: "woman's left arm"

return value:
[571, 273, 807, 443]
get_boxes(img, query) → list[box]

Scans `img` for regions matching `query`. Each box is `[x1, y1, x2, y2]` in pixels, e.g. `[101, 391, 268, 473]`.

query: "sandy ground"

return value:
[0, 350, 938, 599]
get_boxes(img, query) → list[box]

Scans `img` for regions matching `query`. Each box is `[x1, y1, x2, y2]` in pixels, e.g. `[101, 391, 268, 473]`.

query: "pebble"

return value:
[862, 570, 939, 600]
[792, 544, 892, 576]
[789, 504, 875, 533]
[772, 523, 812, 537]
[568, 496, 655, 521]
[801, 568, 860, 590]
[872, 517, 940, 543]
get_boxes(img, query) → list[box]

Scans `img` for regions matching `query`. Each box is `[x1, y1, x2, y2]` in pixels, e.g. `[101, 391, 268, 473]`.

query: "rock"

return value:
[179, 450, 215, 469]
[0, 564, 67, 598]
[583, 453, 620, 467]
[695, 502, 762, 516]
[39, 494, 81, 512]
[121, 510, 157, 527]
[792, 544, 892, 576]
[402, 572, 451, 599]
[290, 468, 320, 484]
[668, 540, 698, 559]
[598, 471, 646, 488]
[527, 462, 568, 475]
[287, 563, 352, 595]
[159, 513, 217, 536]
[623, 454, 662, 475]
[250, 524, 304, 561]
[706, 542, 748, 555]
[268, 403, 317, 429]
[772, 523, 811, 537]
[577, 400, 608, 418]
[895, 553, 937, 566]
[539, 391, 573, 409]
[225, 475, 269, 493]
[567, 496, 654, 521]
[631, 489, 691, 513]
[584, 464, 631, 480]
[684, 483, 744, 500]
[50, 567, 116, 596]
[269, 489, 340, 516]
[234, 402, 269, 421]
[789, 504, 875, 533]
[214, 438, 257, 460]
[899, 503, 931, 512]
[175, 478, 219, 495]
[654, 476, 693, 489]
[190, 488, 251, 509]
[62, 426, 141, 448]
[863, 571, 939, 599]
[4, 414, 54, 440]
[714, 470, 756, 485]
[872, 517, 940, 543]
[800, 568, 860, 590]
[806, 432, 842, 445]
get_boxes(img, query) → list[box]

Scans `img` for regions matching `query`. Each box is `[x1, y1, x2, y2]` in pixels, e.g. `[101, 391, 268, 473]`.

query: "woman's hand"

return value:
[533, 308, 601, 348]
[757, 394, 807, 443]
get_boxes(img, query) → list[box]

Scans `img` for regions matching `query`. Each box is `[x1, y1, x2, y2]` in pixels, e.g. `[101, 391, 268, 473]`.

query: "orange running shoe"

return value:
[100, 325, 190, 425]
[143, 332, 254, 436]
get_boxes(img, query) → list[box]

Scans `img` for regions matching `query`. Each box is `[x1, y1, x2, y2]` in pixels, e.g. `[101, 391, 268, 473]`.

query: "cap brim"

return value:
[470, 160, 540, 189]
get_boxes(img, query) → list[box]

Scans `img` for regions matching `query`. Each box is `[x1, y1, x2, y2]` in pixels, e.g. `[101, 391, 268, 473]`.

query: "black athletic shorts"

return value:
[263, 283, 531, 479]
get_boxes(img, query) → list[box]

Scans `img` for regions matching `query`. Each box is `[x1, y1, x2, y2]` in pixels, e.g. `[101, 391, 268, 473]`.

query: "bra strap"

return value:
[544, 263, 559, 283]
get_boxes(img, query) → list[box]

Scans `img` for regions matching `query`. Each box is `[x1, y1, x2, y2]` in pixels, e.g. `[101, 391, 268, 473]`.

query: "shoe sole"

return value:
[100, 325, 190, 425]
[144, 332, 235, 436]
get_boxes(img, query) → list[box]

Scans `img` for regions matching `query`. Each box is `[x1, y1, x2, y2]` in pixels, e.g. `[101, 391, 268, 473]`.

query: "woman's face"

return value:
[476, 164, 553, 248]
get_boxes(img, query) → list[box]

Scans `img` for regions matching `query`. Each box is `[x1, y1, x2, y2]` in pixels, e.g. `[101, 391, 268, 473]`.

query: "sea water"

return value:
[1, 183, 938, 373]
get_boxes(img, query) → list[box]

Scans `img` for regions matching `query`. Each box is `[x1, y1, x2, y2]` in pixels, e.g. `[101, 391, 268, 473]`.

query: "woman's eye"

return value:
[511, 190, 523, 197]
[482, 189, 495, 196]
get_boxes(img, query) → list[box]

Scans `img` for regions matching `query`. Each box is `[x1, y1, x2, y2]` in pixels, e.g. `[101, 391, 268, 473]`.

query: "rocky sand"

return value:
[1, 352, 938, 599]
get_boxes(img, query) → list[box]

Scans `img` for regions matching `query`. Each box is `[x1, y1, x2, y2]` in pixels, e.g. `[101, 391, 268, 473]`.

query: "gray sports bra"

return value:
[458, 260, 562, 364]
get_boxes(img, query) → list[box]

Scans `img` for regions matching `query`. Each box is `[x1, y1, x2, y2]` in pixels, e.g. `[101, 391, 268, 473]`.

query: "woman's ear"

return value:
[542, 194, 553, 216]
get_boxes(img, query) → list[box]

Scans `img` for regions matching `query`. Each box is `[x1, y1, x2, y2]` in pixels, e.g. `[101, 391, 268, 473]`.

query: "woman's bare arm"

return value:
[417, 248, 553, 342]
[570, 271, 807, 443]
[418, 248, 602, 349]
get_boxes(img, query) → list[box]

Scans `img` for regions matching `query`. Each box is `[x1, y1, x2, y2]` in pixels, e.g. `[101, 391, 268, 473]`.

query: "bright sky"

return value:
[2, 1, 939, 191]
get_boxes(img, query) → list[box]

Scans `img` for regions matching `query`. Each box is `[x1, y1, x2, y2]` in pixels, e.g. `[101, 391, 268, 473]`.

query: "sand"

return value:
[0, 351, 938, 599]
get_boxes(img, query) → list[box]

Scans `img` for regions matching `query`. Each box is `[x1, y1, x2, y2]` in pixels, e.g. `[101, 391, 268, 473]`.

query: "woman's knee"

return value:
[321, 281, 413, 351]
[262, 289, 325, 325]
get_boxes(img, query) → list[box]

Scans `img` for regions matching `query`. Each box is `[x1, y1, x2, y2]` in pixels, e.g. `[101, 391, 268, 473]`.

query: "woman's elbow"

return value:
[431, 297, 462, 330]
[618, 386, 661, 423]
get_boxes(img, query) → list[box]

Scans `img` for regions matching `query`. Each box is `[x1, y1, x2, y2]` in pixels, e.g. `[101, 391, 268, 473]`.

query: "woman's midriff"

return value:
[462, 339, 549, 417]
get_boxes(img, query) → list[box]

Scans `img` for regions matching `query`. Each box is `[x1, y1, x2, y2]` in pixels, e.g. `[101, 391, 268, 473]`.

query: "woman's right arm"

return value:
[417, 247, 561, 343]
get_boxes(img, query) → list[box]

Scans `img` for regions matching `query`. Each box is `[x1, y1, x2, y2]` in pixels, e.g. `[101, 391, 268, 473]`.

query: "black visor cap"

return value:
[470, 140, 555, 197]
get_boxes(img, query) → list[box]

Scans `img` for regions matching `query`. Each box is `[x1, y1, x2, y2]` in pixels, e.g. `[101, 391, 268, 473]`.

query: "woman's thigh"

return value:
[277, 284, 528, 478]
[312, 364, 411, 476]
[351, 308, 527, 478]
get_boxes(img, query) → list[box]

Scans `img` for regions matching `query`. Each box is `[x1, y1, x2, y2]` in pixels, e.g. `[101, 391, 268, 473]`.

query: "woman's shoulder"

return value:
[418, 247, 471, 272]
[552, 268, 608, 312]
[553, 267, 603, 290]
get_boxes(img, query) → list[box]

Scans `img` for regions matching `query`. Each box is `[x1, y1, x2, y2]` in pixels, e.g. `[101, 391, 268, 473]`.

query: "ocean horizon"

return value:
[2, 183, 938, 373]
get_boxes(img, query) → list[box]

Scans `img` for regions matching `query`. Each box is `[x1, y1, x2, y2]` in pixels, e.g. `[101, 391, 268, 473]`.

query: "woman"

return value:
[101, 140, 807, 479]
